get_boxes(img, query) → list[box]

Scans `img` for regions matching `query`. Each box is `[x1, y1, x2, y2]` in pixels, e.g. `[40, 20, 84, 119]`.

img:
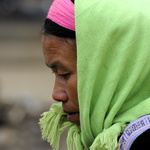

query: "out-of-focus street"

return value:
[0, 1, 68, 149]
[0, 18, 53, 150]
[0, 18, 55, 103]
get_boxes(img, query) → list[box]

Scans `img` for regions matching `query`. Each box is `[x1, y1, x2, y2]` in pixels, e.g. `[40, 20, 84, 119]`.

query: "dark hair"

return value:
[43, 19, 75, 39]
[43, 0, 75, 39]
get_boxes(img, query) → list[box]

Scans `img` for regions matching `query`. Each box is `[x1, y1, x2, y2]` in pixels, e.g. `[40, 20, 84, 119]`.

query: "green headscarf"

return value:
[40, 0, 150, 149]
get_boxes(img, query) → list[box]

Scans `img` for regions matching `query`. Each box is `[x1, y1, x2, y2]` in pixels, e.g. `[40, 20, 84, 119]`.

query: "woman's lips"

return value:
[66, 112, 80, 125]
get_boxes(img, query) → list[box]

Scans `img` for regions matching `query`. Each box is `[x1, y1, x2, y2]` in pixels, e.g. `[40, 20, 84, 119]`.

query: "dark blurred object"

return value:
[0, 120, 51, 150]
[0, 0, 20, 15]
[0, 101, 51, 150]
[0, 0, 53, 18]
[0, 97, 47, 126]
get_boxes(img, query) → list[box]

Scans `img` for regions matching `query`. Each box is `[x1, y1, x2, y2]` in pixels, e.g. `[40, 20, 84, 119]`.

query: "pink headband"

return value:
[47, 0, 75, 31]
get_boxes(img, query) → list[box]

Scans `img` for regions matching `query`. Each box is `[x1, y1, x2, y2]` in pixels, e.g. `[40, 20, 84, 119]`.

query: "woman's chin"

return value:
[67, 113, 80, 127]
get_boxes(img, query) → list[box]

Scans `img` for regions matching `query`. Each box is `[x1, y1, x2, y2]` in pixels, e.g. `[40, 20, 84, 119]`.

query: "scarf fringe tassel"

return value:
[39, 103, 83, 150]
[90, 123, 126, 150]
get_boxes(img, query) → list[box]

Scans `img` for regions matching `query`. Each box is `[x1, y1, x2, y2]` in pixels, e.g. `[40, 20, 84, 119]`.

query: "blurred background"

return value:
[0, 0, 67, 149]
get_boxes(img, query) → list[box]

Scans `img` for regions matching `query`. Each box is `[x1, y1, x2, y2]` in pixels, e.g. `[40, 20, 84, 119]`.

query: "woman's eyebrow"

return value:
[46, 61, 67, 70]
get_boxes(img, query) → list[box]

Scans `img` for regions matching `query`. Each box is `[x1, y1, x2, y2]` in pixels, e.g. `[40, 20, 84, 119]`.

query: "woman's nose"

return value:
[52, 81, 68, 102]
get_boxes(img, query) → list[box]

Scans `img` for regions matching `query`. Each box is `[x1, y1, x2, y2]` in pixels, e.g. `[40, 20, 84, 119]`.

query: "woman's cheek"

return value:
[67, 75, 78, 106]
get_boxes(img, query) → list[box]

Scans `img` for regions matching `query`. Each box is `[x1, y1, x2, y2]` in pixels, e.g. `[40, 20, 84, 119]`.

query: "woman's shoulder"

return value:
[118, 115, 150, 150]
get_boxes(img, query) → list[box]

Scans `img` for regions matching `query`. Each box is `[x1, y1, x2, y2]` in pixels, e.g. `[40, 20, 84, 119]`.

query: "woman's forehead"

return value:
[42, 34, 77, 69]
[42, 34, 76, 49]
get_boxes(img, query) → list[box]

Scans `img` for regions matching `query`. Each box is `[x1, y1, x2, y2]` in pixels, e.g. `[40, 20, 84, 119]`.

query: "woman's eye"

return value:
[59, 73, 70, 80]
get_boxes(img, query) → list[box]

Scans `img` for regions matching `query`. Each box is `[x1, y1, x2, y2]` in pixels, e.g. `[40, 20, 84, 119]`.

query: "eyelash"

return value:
[58, 73, 70, 80]
[51, 70, 70, 80]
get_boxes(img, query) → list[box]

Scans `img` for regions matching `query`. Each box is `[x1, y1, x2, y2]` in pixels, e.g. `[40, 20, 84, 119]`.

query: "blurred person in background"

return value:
[40, 0, 150, 149]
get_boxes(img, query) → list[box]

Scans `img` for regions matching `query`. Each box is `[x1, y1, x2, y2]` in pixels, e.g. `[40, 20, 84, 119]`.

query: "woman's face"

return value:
[42, 34, 80, 126]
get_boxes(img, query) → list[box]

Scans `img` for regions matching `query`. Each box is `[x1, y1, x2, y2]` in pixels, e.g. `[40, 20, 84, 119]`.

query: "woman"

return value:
[40, 0, 150, 149]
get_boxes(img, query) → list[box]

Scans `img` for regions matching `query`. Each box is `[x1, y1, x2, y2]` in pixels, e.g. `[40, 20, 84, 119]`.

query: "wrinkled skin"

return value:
[42, 34, 80, 126]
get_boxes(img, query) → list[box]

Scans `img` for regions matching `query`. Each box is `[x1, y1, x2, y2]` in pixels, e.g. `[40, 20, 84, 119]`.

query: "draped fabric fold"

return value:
[76, 0, 150, 148]
[40, 0, 150, 149]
